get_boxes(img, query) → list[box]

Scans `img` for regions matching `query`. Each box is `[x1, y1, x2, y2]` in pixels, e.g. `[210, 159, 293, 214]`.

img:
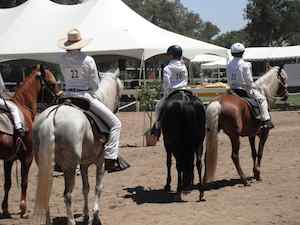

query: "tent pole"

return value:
[138, 54, 145, 86]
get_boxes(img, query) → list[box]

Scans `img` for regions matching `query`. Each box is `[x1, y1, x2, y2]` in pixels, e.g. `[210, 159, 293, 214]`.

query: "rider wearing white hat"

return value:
[227, 43, 274, 129]
[58, 28, 128, 172]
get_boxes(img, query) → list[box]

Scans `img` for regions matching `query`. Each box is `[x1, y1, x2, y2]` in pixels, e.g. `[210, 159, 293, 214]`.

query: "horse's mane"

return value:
[255, 66, 279, 88]
[11, 70, 38, 106]
[100, 68, 123, 94]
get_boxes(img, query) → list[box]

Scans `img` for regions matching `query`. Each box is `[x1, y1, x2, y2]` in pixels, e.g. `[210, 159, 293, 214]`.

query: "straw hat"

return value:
[58, 28, 92, 50]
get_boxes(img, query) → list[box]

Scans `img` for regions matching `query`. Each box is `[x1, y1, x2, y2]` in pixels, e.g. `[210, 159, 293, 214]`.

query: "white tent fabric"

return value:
[243, 46, 300, 61]
[190, 54, 224, 63]
[202, 57, 227, 69]
[0, 0, 227, 63]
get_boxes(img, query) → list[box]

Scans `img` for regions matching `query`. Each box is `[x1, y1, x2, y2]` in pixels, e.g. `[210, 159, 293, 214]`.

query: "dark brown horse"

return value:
[161, 90, 206, 201]
[204, 66, 288, 186]
[0, 66, 59, 218]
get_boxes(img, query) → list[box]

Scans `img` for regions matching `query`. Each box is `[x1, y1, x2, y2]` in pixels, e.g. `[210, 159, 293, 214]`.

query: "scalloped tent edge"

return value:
[0, 0, 228, 63]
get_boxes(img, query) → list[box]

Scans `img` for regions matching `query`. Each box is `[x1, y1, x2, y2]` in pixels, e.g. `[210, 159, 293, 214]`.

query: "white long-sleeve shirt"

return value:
[59, 51, 100, 92]
[0, 72, 5, 94]
[226, 57, 256, 91]
[163, 59, 188, 97]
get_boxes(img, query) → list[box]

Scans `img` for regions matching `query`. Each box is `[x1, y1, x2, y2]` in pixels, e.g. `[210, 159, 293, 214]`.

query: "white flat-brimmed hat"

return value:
[58, 28, 92, 50]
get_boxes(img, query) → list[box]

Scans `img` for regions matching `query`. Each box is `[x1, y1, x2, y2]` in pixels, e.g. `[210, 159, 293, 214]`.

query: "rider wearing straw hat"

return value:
[58, 28, 128, 172]
[227, 42, 274, 129]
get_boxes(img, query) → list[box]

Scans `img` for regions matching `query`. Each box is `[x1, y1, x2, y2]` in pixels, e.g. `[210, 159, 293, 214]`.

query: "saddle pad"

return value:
[83, 110, 110, 134]
[59, 97, 110, 134]
[0, 101, 28, 135]
[0, 113, 14, 135]
[242, 97, 261, 120]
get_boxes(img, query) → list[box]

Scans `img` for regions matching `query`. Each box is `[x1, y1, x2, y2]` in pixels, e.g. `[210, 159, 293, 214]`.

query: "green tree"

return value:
[122, 0, 220, 43]
[214, 30, 248, 48]
[245, 0, 300, 46]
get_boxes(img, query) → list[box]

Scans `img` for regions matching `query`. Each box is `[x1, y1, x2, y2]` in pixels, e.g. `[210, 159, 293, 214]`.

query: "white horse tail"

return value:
[33, 121, 55, 225]
[204, 100, 221, 183]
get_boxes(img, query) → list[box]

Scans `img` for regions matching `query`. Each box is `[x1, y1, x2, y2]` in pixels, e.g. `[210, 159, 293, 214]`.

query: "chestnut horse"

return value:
[0, 66, 59, 218]
[204, 66, 288, 186]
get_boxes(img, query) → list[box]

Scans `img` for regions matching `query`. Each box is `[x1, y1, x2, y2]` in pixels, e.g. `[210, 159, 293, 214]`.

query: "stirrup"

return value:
[260, 120, 274, 129]
[15, 137, 26, 155]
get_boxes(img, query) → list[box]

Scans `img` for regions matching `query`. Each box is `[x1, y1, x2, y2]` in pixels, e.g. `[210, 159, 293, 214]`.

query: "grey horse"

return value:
[32, 69, 122, 225]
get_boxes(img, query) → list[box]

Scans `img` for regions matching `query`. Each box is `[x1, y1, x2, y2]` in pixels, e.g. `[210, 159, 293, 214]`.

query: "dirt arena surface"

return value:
[0, 111, 299, 225]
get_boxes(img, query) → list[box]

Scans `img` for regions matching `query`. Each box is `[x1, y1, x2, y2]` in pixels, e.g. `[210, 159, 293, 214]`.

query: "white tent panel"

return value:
[0, 0, 227, 62]
[191, 54, 224, 63]
[202, 58, 227, 69]
[243, 46, 300, 61]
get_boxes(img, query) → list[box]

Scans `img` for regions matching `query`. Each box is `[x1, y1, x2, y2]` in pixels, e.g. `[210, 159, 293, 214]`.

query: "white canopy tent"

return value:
[202, 57, 227, 69]
[0, 0, 227, 63]
[243, 46, 300, 62]
[190, 54, 225, 63]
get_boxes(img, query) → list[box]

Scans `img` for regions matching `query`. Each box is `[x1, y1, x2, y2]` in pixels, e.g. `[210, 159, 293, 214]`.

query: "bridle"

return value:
[37, 66, 60, 106]
[266, 66, 288, 101]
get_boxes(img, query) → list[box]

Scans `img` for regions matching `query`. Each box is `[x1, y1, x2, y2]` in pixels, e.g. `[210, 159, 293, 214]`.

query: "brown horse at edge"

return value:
[204, 66, 288, 186]
[0, 66, 60, 218]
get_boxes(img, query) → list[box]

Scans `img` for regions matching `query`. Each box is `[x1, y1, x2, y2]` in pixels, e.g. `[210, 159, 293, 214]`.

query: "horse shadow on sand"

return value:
[52, 214, 88, 225]
[123, 177, 255, 205]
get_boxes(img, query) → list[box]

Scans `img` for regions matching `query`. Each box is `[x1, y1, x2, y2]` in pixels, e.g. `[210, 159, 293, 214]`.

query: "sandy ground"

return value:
[0, 111, 299, 225]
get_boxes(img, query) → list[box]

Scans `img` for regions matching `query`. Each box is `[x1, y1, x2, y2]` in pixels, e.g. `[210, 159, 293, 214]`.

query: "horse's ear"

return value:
[278, 64, 285, 77]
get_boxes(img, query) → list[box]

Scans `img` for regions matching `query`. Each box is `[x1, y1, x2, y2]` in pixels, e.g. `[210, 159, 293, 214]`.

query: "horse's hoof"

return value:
[243, 181, 250, 186]
[92, 216, 102, 225]
[67, 220, 76, 225]
[20, 202, 26, 218]
[164, 185, 171, 192]
[1, 211, 11, 219]
[253, 169, 261, 180]
[83, 214, 89, 223]
[198, 192, 206, 202]
[175, 192, 183, 202]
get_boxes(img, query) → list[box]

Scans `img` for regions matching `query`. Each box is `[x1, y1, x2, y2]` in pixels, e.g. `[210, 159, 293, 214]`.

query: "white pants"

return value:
[250, 89, 270, 121]
[65, 91, 121, 160]
[154, 97, 165, 125]
[0, 98, 23, 129]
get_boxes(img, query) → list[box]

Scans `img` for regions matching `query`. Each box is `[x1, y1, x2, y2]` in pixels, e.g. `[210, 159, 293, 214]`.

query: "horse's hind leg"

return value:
[249, 136, 259, 180]
[229, 135, 248, 186]
[2, 160, 13, 217]
[92, 158, 105, 225]
[80, 165, 90, 222]
[164, 151, 172, 192]
[20, 157, 32, 218]
[196, 145, 205, 201]
[63, 170, 76, 225]
[256, 129, 270, 181]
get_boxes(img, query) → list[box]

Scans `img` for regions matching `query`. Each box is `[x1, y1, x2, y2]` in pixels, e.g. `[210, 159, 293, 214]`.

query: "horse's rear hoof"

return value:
[20, 201, 27, 218]
[198, 192, 206, 202]
[92, 216, 102, 225]
[243, 181, 250, 186]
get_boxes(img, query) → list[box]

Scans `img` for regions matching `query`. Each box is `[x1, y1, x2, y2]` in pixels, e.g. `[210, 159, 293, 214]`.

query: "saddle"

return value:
[231, 89, 261, 120]
[0, 100, 27, 136]
[166, 89, 196, 102]
[58, 97, 110, 136]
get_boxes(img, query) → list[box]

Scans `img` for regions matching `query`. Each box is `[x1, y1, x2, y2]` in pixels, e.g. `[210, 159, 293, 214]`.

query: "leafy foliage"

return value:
[122, 0, 220, 42]
[214, 30, 249, 48]
[245, 0, 300, 46]
[138, 81, 161, 130]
